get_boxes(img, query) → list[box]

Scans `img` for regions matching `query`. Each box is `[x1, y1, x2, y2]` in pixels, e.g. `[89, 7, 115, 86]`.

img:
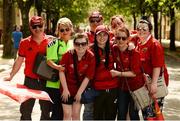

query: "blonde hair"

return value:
[55, 17, 73, 36]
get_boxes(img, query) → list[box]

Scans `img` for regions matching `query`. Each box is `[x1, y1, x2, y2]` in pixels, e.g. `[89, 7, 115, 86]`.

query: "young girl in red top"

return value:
[110, 27, 145, 120]
[59, 33, 96, 120]
[91, 25, 118, 120]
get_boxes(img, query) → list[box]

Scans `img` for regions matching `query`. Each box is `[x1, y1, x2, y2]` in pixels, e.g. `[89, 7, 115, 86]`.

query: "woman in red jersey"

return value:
[59, 33, 95, 120]
[136, 18, 169, 119]
[110, 27, 145, 120]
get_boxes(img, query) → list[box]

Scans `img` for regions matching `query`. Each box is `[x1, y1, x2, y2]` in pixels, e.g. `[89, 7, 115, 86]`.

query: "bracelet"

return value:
[120, 72, 123, 77]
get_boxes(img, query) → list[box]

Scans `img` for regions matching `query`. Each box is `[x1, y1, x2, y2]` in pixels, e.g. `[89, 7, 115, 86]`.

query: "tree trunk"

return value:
[20, 9, 31, 37]
[169, 7, 176, 51]
[153, 11, 158, 39]
[16, 0, 33, 38]
[2, 0, 14, 58]
[132, 12, 136, 30]
[159, 10, 162, 43]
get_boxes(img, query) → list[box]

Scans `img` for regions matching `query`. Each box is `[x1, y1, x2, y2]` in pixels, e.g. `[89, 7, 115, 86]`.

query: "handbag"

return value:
[33, 53, 59, 81]
[130, 86, 153, 110]
[81, 87, 99, 104]
[146, 96, 165, 121]
[116, 50, 152, 110]
[144, 73, 168, 98]
[72, 52, 98, 104]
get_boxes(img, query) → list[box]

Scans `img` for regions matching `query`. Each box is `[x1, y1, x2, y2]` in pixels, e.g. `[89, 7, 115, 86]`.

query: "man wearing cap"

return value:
[5, 16, 51, 120]
[86, 11, 103, 44]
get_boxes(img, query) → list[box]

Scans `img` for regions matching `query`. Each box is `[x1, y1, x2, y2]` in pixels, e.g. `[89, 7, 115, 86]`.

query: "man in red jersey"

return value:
[5, 16, 51, 120]
[86, 11, 103, 44]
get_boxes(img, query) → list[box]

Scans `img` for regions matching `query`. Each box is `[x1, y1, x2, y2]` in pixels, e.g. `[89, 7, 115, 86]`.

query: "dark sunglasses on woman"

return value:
[32, 24, 43, 29]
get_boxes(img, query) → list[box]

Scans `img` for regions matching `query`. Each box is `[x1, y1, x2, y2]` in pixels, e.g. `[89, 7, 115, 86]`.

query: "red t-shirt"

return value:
[18, 35, 49, 79]
[59, 50, 95, 96]
[90, 44, 119, 90]
[86, 31, 95, 43]
[136, 35, 169, 86]
[112, 45, 145, 91]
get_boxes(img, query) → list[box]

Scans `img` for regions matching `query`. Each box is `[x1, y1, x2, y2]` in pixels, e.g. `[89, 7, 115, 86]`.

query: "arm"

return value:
[75, 77, 90, 102]
[4, 56, 24, 81]
[47, 60, 64, 71]
[59, 71, 70, 102]
[110, 69, 136, 78]
[150, 67, 161, 95]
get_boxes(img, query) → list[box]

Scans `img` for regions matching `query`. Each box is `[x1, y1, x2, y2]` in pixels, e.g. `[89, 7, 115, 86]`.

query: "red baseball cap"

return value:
[95, 25, 108, 35]
[89, 11, 103, 20]
[29, 16, 44, 26]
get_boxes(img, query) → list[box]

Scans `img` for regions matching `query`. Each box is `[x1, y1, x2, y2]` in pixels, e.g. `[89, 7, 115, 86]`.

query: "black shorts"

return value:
[61, 96, 75, 105]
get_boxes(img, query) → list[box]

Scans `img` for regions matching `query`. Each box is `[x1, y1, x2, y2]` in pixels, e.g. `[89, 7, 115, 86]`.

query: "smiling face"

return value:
[74, 36, 88, 55]
[111, 17, 125, 30]
[58, 24, 72, 41]
[137, 22, 150, 41]
[96, 31, 109, 48]
[115, 31, 128, 48]
[30, 24, 44, 36]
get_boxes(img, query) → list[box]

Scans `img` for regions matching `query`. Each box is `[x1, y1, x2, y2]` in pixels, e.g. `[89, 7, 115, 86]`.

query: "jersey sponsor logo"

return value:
[48, 40, 56, 48]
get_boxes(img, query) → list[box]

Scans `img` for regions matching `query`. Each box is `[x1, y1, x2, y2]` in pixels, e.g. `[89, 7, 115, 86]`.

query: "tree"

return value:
[2, 0, 14, 58]
[16, 0, 33, 37]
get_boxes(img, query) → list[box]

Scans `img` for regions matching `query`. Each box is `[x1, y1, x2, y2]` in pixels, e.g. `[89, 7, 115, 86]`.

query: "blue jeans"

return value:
[117, 90, 140, 120]
[83, 103, 94, 120]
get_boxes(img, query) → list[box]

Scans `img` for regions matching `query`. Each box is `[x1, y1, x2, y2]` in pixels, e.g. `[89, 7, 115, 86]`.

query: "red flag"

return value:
[0, 81, 52, 103]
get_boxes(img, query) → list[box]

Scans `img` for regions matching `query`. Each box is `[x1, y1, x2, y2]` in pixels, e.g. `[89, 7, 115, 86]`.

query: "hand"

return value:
[74, 92, 82, 103]
[58, 64, 65, 72]
[128, 42, 135, 50]
[3, 75, 12, 81]
[149, 82, 157, 96]
[61, 89, 70, 102]
[110, 69, 119, 77]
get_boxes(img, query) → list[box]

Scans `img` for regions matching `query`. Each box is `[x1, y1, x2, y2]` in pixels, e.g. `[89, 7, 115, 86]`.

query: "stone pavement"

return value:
[0, 39, 180, 120]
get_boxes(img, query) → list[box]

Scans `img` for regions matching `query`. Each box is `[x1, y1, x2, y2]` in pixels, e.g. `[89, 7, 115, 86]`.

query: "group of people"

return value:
[5, 10, 169, 121]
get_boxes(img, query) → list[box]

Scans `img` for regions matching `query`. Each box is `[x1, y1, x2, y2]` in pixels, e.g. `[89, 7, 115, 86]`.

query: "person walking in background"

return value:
[12, 25, 23, 60]
[136, 18, 169, 119]
[59, 33, 95, 120]
[4, 16, 51, 120]
[110, 27, 145, 120]
[91, 25, 118, 120]
[46, 17, 73, 120]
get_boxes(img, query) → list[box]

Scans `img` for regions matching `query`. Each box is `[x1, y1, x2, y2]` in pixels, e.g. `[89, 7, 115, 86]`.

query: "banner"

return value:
[0, 81, 52, 103]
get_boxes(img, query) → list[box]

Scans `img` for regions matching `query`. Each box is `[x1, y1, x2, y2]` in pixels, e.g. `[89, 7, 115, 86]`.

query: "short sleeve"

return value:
[46, 39, 59, 62]
[151, 41, 164, 67]
[18, 40, 26, 57]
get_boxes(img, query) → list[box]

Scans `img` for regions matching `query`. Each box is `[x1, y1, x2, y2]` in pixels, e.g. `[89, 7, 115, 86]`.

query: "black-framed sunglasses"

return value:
[74, 42, 88, 47]
[59, 28, 70, 33]
[115, 36, 127, 41]
[31, 25, 43, 29]
[90, 19, 101, 23]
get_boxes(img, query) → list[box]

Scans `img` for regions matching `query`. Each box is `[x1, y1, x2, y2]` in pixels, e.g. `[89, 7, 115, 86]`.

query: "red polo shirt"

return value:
[112, 45, 145, 91]
[90, 44, 119, 90]
[86, 31, 95, 43]
[136, 35, 169, 86]
[59, 50, 95, 96]
[18, 35, 49, 79]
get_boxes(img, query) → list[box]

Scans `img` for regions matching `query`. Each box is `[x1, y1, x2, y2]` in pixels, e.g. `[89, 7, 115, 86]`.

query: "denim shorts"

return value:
[61, 96, 75, 105]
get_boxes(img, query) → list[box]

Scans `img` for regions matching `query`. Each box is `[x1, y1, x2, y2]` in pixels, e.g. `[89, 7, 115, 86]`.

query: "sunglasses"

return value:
[90, 19, 101, 23]
[74, 42, 88, 47]
[31, 25, 43, 29]
[137, 28, 148, 31]
[115, 36, 127, 41]
[59, 28, 70, 33]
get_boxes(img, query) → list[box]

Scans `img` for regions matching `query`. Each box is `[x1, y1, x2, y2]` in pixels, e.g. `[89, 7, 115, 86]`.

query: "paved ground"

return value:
[0, 40, 180, 120]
